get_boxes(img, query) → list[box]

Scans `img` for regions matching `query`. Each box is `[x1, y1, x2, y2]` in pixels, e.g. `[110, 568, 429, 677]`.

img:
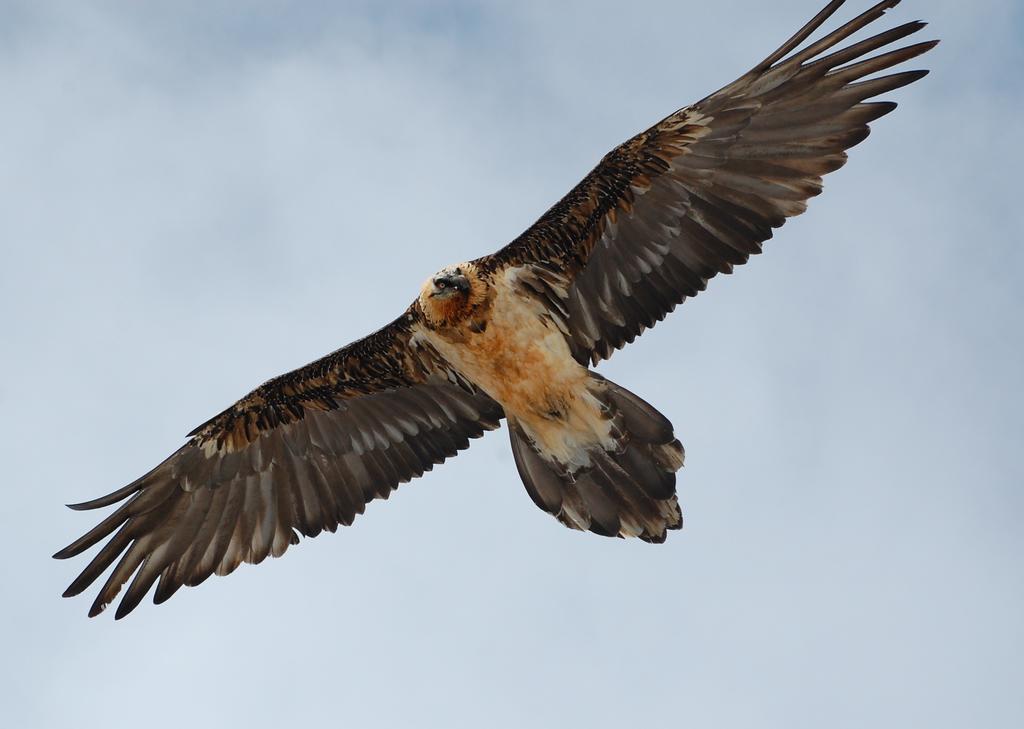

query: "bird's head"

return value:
[418, 263, 483, 327]
[427, 266, 471, 300]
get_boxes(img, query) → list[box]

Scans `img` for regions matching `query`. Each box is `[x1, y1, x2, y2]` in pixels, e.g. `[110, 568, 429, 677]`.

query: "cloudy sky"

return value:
[2, 1, 1021, 727]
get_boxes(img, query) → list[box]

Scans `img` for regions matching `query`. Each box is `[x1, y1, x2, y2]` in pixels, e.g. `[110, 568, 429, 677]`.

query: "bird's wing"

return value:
[479, 0, 936, 364]
[54, 308, 503, 618]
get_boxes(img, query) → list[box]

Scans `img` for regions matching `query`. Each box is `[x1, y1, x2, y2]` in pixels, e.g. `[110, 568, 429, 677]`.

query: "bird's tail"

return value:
[508, 374, 684, 542]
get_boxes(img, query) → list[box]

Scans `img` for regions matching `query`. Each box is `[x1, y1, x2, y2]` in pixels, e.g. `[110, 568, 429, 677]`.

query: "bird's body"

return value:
[55, 0, 937, 618]
[418, 263, 611, 465]
[416, 261, 686, 537]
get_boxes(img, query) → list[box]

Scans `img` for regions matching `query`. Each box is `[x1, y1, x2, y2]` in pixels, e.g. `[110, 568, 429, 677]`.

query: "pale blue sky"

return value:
[2, 1, 1022, 727]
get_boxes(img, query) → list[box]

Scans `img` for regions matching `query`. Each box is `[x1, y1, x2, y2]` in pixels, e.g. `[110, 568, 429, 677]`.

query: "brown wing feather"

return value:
[54, 307, 503, 618]
[480, 0, 936, 364]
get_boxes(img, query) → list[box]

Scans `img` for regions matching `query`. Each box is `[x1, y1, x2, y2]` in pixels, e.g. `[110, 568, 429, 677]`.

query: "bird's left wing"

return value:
[479, 0, 936, 364]
[54, 309, 502, 618]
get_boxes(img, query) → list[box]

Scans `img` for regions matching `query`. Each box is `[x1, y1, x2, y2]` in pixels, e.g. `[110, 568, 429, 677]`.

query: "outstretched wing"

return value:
[480, 0, 936, 364]
[54, 309, 503, 618]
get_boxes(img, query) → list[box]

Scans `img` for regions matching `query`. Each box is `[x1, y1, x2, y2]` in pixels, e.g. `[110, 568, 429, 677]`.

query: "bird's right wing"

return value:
[54, 307, 503, 618]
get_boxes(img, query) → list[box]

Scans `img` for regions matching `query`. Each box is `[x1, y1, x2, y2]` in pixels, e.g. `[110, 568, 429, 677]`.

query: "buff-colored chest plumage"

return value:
[420, 269, 611, 463]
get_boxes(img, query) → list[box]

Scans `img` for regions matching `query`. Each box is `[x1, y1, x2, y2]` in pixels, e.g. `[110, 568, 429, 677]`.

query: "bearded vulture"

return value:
[55, 0, 936, 618]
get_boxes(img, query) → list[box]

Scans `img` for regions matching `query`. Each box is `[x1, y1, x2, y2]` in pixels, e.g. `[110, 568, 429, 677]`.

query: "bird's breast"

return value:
[421, 269, 612, 464]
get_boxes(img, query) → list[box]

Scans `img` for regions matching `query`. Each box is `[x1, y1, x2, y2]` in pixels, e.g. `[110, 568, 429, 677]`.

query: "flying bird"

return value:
[55, 0, 936, 618]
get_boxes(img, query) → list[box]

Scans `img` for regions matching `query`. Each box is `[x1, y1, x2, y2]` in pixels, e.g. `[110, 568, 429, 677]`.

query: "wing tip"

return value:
[65, 487, 134, 511]
[152, 590, 176, 606]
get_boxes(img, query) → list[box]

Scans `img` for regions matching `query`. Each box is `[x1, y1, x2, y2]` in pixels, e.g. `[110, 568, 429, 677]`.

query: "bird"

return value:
[55, 0, 936, 619]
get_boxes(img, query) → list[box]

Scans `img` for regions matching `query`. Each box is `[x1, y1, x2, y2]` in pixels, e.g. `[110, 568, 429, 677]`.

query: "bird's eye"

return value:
[437, 281, 447, 289]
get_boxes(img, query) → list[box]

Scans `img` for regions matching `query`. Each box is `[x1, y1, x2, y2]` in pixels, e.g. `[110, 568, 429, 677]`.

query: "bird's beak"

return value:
[431, 274, 470, 297]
